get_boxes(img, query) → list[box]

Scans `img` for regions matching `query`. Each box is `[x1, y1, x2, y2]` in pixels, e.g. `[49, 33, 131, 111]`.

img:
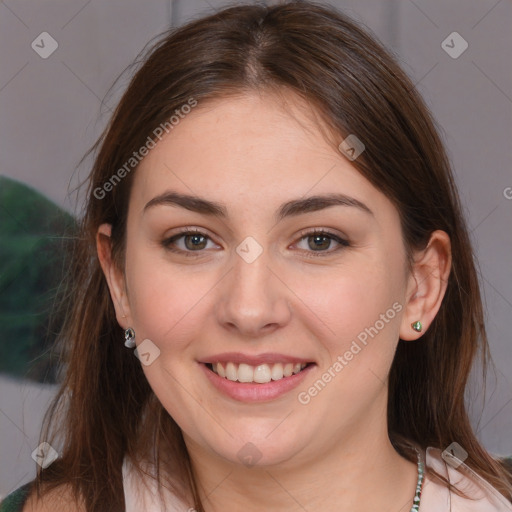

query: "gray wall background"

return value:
[1, 0, 511, 498]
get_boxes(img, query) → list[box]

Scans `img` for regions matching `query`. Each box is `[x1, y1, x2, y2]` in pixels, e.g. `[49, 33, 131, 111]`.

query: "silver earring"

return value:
[124, 327, 136, 348]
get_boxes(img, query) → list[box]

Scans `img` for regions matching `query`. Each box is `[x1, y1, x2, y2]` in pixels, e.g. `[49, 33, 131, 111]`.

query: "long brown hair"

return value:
[34, 2, 512, 510]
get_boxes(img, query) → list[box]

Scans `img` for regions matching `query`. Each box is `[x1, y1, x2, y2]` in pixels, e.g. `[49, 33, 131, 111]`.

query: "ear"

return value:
[96, 223, 133, 329]
[399, 230, 452, 341]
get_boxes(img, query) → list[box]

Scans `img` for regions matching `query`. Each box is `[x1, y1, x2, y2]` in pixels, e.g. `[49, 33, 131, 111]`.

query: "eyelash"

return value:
[161, 228, 350, 258]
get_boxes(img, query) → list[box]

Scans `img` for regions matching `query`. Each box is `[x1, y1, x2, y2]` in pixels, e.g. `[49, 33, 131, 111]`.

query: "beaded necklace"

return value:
[410, 448, 425, 512]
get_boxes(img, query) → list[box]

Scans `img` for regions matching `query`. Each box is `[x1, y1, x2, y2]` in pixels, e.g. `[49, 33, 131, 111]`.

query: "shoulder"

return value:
[123, 456, 191, 512]
[420, 448, 512, 512]
[0, 482, 33, 512]
[11, 483, 84, 512]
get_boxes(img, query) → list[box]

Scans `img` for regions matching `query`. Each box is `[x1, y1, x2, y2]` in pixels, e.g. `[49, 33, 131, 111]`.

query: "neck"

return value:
[184, 427, 418, 512]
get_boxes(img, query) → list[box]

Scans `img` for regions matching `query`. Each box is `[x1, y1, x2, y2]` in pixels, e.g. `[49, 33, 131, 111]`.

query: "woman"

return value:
[2, 2, 511, 511]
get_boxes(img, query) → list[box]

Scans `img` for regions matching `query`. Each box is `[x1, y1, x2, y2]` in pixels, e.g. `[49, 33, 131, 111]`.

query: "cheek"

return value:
[293, 266, 404, 419]
[292, 256, 403, 355]
[123, 249, 213, 428]
[123, 245, 206, 347]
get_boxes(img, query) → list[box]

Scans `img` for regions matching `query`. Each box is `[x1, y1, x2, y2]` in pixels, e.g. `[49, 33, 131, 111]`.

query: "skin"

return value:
[96, 90, 451, 512]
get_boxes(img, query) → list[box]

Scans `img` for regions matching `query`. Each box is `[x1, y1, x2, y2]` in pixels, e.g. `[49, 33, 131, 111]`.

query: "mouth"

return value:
[204, 361, 314, 384]
[198, 353, 317, 402]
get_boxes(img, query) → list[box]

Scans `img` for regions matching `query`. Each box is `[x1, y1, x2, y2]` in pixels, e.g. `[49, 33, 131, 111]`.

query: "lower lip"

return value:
[199, 363, 315, 403]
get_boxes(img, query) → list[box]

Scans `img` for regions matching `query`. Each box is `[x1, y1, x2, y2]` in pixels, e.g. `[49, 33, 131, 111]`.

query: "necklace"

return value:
[410, 448, 425, 512]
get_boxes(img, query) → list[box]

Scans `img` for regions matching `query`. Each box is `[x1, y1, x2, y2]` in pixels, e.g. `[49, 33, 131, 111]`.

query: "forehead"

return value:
[130, 91, 389, 221]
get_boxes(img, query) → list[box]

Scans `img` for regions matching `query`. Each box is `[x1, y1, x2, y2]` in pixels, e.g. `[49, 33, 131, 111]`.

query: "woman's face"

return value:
[109, 91, 417, 468]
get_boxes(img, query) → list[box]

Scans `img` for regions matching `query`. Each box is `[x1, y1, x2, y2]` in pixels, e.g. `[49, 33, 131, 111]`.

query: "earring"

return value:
[411, 321, 423, 333]
[124, 327, 136, 348]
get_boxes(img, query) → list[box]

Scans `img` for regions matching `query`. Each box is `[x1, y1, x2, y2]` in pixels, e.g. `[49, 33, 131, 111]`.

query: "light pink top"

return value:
[122, 448, 512, 511]
[420, 448, 512, 511]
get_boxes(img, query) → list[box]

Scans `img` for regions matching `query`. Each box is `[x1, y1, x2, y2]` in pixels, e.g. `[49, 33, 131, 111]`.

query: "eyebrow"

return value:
[143, 191, 374, 221]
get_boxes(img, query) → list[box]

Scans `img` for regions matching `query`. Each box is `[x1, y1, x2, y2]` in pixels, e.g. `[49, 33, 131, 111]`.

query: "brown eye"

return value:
[308, 233, 332, 251]
[295, 229, 350, 257]
[162, 229, 216, 256]
[183, 233, 208, 250]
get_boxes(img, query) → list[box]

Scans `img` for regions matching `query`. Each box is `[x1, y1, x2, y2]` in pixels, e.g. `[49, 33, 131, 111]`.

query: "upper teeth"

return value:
[212, 362, 307, 383]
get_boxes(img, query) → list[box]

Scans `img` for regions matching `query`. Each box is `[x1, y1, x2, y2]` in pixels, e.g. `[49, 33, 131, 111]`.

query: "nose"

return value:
[215, 242, 292, 338]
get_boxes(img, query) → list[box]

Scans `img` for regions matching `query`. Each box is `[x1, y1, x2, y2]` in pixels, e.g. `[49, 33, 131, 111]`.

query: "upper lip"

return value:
[199, 352, 314, 366]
